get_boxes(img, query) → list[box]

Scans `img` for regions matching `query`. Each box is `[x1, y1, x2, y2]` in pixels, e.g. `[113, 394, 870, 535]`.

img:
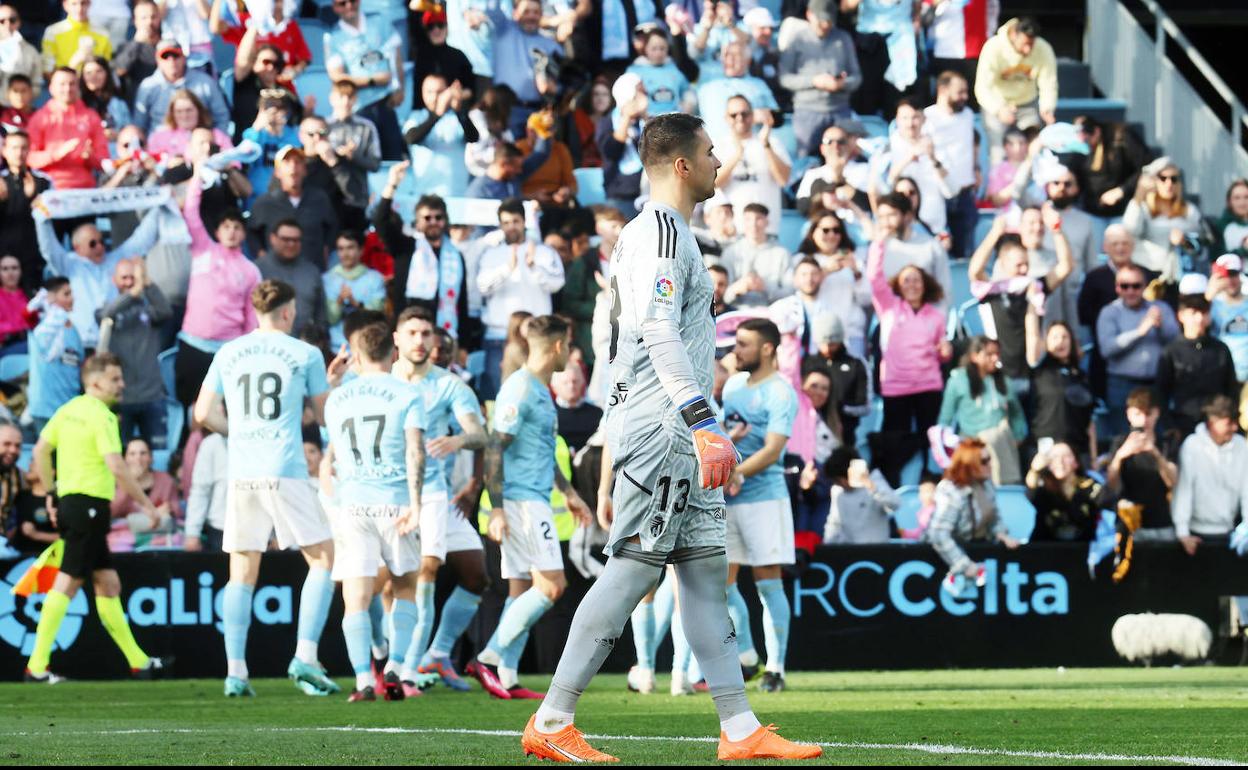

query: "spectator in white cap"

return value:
[696, 190, 740, 255]
[742, 7, 784, 108]
[1209, 253, 1248, 386]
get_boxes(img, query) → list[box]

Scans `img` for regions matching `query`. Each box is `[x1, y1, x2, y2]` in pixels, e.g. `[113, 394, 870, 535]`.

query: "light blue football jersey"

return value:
[721, 371, 797, 504]
[492, 367, 556, 503]
[410, 366, 482, 495]
[324, 372, 426, 506]
[204, 330, 329, 480]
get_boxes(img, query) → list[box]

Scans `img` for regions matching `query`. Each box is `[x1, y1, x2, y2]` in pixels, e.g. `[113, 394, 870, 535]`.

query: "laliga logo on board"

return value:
[0, 558, 88, 655]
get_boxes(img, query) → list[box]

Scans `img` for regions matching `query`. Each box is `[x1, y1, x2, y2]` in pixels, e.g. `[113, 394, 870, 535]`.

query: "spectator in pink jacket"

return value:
[173, 171, 260, 408]
[868, 228, 952, 486]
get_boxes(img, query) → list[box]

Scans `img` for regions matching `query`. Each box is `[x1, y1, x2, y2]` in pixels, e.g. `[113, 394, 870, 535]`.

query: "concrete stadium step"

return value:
[1055, 97, 1127, 124]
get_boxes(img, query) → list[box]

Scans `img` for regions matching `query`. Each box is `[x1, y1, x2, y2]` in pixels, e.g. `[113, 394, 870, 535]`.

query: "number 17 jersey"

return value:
[204, 330, 329, 481]
[605, 202, 716, 463]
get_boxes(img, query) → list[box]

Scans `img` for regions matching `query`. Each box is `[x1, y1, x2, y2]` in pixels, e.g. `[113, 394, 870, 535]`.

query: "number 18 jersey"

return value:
[605, 202, 717, 463]
[204, 330, 329, 481]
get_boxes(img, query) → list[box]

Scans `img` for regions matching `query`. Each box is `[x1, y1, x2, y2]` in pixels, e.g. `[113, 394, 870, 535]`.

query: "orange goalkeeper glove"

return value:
[681, 397, 739, 490]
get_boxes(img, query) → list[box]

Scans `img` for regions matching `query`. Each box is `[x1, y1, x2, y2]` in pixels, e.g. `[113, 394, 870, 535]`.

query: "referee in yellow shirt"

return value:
[25, 353, 171, 682]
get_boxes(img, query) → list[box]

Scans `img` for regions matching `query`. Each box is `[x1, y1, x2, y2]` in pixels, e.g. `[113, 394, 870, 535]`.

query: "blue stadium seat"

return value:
[165, 399, 184, 454]
[466, 350, 485, 380]
[779, 209, 808, 254]
[300, 19, 328, 68]
[0, 354, 28, 382]
[17, 443, 31, 472]
[856, 114, 889, 140]
[157, 347, 177, 401]
[573, 167, 606, 206]
[219, 69, 234, 110]
[294, 66, 333, 115]
[772, 119, 798, 162]
[892, 485, 922, 534]
[152, 449, 171, 472]
[995, 485, 1036, 542]
[368, 161, 398, 202]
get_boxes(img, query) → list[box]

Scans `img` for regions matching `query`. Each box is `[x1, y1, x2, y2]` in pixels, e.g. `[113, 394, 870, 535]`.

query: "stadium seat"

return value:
[856, 114, 888, 140]
[368, 161, 398, 202]
[995, 485, 1036, 542]
[573, 167, 606, 206]
[466, 350, 485, 380]
[0, 354, 28, 381]
[779, 209, 808, 254]
[300, 19, 328, 68]
[892, 485, 922, 534]
[294, 66, 332, 114]
[772, 119, 798, 162]
[157, 347, 177, 401]
[164, 398, 184, 454]
[152, 449, 171, 472]
[17, 443, 31, 472]
[219, 69, 234, 110]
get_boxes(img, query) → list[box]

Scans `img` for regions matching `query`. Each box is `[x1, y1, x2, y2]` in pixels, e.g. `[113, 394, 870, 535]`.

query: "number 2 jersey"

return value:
[204, 330, 329, 481]
[605, 202, 717, 463]
[323, 373, 426, 507]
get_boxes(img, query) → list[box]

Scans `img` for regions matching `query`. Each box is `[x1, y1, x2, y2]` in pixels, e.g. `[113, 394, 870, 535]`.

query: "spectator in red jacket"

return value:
[26, 67, 108, 189]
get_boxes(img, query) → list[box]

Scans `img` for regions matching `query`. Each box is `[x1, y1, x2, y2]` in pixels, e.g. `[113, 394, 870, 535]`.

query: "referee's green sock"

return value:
[27, 590, 71, 675]
[96, 595, 150, 670]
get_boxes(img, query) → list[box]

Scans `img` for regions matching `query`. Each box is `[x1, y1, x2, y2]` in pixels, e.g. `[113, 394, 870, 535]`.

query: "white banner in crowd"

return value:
[36, 186, 178, 220]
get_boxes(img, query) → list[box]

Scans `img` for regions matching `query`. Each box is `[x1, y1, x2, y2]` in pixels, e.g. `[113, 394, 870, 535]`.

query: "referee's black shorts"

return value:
[57, 494, 113, 579]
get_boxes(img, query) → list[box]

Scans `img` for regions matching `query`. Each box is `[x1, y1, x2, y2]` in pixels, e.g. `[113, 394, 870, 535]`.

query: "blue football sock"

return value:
[342, 611, 372, 676]
[650, 575, 675, 664]
[670, 608, 692, 677]
[480, 596, 513, 660]
[222, 583, 253, 674]
[631, 601, 655, 669]
[428, 587, 482, 658]
[756, 578, 790, 675]
[368, 594, 387, 656]
[388, 599, 419, 669]
[296, 567, 334, 658]
[487, 588, 553, 657]
[501, 628, 530, 671]
[402, 582, 437, 668]
[725, 583, 757, 660]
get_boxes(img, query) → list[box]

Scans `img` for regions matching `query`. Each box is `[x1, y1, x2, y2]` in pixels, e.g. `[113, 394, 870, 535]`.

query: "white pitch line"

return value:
[1, 725, 1240, 766]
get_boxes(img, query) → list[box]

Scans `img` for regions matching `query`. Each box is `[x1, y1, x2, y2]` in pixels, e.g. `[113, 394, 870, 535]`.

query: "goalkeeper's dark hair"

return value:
[639, 112, 705, 171]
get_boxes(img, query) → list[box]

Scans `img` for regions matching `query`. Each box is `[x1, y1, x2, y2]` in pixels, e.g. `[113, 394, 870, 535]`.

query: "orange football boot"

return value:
[717, 724, 823, 761]
[521, 715, 620, 763]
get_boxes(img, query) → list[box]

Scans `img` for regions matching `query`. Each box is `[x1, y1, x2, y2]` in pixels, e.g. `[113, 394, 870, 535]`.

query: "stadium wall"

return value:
[2, 543, 1245, 680]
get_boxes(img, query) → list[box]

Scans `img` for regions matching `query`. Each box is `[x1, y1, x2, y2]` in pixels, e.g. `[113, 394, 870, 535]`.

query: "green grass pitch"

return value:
[0, 669, 1245, 765]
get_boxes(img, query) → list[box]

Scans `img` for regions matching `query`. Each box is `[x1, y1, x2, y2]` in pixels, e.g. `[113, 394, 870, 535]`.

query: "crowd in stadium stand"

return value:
[0, 0, 1245, 585]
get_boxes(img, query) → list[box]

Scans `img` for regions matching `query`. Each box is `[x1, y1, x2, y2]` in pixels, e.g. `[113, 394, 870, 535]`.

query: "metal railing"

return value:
[1086, 0, 1248, 203]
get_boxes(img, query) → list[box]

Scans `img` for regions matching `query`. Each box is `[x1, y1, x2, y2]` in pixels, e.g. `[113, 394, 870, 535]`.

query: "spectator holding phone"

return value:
[1025, 441, 1102, 542]
[822, 449, 899, 544]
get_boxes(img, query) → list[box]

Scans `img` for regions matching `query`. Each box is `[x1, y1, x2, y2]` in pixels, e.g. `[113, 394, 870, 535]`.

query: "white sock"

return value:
[355, 672, 372, 691]
[384, 659, 401, 675]
[227, 659, 248, 679]
[477, 648, 502, 666]
[721, 711, 763, 742]
[400, 665, 418, 682]
[739, 649, 759, 667]
[766, 663, 785, 675]
[427, 646, 449, 659]
[372, 641, 389, 661]
[499, 666, 519, 689]
[295, 639, 319, 665]
[533, 704, 575, 734]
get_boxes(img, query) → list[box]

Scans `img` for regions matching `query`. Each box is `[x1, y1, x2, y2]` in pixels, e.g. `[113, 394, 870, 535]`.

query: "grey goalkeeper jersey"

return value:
[604, 202, 717, 463]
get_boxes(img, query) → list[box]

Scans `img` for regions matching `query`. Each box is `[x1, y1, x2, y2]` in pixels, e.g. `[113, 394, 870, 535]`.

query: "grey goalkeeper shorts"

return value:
[604, 428, 725, 559]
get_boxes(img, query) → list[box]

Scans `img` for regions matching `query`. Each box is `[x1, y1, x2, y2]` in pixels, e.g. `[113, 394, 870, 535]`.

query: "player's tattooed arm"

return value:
[429, 412, 488, 457]
[406, 427, 426, 511]
[483, 431, 513, 505]
[484, 431, 513, 541]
